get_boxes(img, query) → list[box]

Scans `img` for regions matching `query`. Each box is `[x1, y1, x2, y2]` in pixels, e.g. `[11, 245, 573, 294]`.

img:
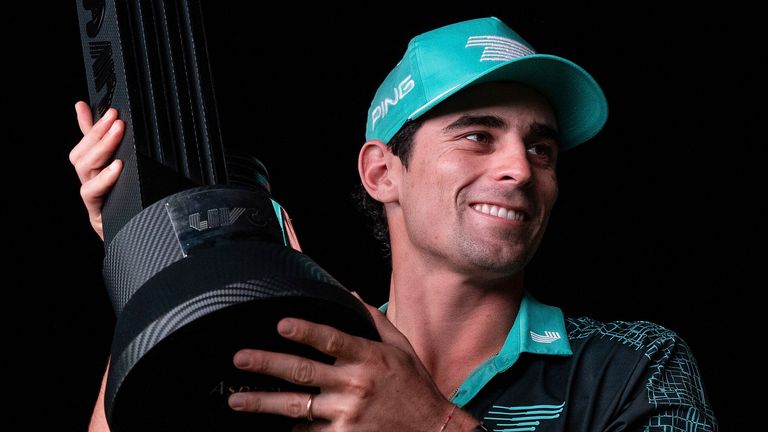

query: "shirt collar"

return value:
[379, 292, 571, 406]
[513, 291, 572, 357]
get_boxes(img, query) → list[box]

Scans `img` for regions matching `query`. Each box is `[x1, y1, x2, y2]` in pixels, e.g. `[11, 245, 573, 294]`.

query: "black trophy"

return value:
[75, 1, 379, 430]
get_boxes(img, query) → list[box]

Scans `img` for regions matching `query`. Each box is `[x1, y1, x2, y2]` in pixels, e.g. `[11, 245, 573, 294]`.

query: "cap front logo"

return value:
[466, 35, 535, 62]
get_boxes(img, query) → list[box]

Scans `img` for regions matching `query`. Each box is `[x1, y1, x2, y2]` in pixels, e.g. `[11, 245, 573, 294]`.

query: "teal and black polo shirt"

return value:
[388, 293, 718, 431]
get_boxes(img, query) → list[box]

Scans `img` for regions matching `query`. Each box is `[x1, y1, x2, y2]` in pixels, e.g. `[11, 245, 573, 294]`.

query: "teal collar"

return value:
[379, 292, 572, 406]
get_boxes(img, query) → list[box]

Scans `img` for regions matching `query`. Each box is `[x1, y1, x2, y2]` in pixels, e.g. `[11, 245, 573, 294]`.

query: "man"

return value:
[72, 17, 717, 431]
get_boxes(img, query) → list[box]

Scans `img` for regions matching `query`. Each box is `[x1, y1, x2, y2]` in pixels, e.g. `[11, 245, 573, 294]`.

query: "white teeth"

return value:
[472, 203, 525, 221]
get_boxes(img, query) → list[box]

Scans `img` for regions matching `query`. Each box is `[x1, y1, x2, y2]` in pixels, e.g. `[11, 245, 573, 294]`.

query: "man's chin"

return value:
[463, 252, 531, 276]
[456, 236, 538, 274]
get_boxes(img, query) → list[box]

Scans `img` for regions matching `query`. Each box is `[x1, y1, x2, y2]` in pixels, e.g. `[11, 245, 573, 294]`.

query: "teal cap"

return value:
[365, 17, 608, 150]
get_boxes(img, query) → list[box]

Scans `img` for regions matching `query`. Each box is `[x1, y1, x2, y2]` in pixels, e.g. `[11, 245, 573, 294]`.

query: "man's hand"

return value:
[69, 101, 123, 240]
[227, 303, 476, 431]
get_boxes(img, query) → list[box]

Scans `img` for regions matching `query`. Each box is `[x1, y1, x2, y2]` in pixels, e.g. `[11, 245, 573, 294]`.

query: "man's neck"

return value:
[385, 258, 524, 399]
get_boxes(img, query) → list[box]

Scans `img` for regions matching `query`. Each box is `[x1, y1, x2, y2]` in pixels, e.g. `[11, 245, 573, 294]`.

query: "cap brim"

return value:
[408, 54, 608, 150]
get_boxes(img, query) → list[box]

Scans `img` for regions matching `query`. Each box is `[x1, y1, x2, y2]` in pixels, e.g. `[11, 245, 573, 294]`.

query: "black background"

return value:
[7, 2, 763, 430]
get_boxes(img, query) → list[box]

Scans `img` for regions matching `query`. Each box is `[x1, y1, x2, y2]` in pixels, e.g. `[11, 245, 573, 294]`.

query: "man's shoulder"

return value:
[564, 316, 687, 359]
[558, 317, 718, 431]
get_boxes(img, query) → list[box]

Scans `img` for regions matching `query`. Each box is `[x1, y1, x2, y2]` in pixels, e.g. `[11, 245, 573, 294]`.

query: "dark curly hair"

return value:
[352, 119, 425, 255]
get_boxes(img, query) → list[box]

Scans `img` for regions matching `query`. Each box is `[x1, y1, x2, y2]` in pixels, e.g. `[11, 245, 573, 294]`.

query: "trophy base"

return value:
[109, 293, 377, 431]
[101, 186, 378, 431]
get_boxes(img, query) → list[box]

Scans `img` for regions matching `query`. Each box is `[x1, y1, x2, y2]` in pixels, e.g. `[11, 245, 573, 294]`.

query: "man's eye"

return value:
[464, 133, 490, 143]
[527, 143, 554, 158]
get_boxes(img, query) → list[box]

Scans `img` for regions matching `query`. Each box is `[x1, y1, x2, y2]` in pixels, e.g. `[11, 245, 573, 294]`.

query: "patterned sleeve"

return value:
[610, 326, 719, 431]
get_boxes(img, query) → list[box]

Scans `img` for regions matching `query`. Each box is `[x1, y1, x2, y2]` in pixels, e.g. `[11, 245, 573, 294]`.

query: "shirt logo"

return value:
[465, 35, 535, 62]
[530, 331, 562, 344]
[483, 401, 565, 431]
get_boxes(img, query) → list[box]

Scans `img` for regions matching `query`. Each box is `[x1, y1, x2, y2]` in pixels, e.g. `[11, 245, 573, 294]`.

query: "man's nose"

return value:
[492, 139, 532, 186]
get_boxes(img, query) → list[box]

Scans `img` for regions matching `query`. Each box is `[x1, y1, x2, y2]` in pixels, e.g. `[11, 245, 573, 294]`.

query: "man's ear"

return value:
[358, 140, 401, 204]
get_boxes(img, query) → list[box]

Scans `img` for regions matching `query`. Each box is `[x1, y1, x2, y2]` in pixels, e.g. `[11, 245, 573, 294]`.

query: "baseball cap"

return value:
[365, 17, 608, 150]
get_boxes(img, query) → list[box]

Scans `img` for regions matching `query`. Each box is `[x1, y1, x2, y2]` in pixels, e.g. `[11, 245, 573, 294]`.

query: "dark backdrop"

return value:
[8, 2, 762, 430]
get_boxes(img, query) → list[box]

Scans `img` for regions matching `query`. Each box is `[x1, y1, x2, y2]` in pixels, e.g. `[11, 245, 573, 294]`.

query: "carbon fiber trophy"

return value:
[75, 1, 378, 430]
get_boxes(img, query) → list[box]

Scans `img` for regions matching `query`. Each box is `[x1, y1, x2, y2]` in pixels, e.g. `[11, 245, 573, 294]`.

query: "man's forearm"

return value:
[88, 362, 110, 432]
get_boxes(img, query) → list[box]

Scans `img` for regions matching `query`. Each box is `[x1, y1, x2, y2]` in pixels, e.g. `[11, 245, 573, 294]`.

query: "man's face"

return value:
[392, 82, 559, 278]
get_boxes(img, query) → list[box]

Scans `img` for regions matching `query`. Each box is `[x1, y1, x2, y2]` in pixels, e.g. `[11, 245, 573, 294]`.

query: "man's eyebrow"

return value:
[528, 122, 560, 144]
[442, 115, 508, 133]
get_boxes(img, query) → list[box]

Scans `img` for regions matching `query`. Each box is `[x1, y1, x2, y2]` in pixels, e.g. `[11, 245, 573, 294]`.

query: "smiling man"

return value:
[74, 16, 717, 432]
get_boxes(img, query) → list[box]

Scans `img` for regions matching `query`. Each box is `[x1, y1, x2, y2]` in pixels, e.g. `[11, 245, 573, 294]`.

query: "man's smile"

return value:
[470, 202, 528, 222]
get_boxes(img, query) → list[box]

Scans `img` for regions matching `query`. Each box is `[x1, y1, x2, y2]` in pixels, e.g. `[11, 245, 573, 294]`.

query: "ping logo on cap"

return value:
[465, 35, 535, 62]
[370, 74, 415, 132]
